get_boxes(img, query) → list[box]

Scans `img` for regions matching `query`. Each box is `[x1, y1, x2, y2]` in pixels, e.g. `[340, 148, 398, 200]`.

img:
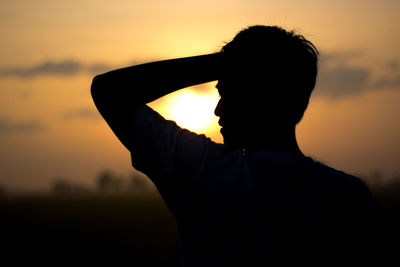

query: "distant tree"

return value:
[53, 179, 70, 193]
[128, 172, 148, 192]
[371, 170, 383, 185]
[97, 170, 125, 193]
[391, 173, 400, 185]
[52, 178, 91, 194]
[0, 184, 6, 195]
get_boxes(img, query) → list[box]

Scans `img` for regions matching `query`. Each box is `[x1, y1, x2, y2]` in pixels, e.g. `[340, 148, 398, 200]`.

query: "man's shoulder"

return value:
[306, 158, 370, 194]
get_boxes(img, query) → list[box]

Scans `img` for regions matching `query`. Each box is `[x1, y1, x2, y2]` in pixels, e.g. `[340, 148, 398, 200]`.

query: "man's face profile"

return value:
[214, 72, 294, 149]
[214, 77, 255, 147]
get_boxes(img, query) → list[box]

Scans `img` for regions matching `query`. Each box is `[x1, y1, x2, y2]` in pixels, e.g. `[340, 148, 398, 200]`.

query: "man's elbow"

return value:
[91, 74, 113, 109]
[90, 75, 104, 101]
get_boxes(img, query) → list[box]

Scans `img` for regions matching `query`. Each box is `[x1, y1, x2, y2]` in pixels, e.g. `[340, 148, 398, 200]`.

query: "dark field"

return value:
[0, 183, 399, 266]
[0, 194, 180, 266]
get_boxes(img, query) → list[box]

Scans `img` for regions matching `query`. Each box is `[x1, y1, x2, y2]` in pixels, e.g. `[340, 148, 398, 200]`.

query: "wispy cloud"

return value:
[0, 60, 112, 78]
[319, 51, 363, 66]
[0, 119, 45, 135]
[314, 52, 400, 99]
[316, 64, 371, 98]
[374, 74, 400, 89]
[386, 60, 400, 71]
[62, 107, 101, 120]
[87, 63, 111, 76]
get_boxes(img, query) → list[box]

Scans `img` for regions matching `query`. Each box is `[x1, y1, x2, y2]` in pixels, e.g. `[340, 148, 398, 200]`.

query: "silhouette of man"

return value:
[91, 25, 380, 266]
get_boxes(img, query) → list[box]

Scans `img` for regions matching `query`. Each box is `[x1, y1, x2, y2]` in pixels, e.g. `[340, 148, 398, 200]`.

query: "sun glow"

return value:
[170, 90, 219, 132]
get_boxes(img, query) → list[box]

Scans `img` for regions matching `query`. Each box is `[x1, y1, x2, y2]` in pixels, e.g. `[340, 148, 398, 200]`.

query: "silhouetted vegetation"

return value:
[97, 170, 125, 192]
[52, 177, 92, 194]
[0, 184, 6, 195]
[0, 194, 179, 266]
[0, 171, 399, 265]
[50, 170, 153, 195]
[96, 170, 151, 194]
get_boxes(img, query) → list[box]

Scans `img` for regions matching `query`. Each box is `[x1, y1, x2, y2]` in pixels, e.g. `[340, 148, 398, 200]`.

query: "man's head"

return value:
[215, 25, 319, 148]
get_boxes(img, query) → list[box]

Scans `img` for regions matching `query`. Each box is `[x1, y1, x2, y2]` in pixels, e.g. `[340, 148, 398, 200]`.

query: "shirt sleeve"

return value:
[129, 104, 219, 212]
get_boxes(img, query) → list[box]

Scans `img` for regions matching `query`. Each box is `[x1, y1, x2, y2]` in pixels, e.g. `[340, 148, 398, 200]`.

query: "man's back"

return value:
[126, 106, 379, 266]
[169, 144, 378, 266]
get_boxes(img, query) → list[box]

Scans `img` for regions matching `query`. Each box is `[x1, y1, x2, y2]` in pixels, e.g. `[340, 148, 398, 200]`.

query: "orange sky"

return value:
[1, 0, 399, 191]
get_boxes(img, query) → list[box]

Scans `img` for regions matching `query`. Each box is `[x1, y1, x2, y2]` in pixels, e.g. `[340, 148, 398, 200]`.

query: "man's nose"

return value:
[214, 99, 222, 117]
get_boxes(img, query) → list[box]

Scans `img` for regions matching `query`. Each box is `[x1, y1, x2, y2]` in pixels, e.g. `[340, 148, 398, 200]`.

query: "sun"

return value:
[170, 90, 219, 132]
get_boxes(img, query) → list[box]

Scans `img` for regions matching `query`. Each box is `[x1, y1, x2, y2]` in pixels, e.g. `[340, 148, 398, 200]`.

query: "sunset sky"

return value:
[1, 0, 399, 191]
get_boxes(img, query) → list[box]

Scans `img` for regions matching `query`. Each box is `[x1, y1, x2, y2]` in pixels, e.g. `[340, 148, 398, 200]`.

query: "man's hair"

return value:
[220, 25, 319, 124]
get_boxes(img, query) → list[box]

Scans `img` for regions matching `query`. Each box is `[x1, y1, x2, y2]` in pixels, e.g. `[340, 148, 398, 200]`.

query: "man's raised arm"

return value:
[91, 53, 220, 150]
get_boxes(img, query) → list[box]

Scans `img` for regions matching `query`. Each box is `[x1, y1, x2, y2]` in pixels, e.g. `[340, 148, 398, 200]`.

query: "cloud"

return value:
[87, 63, 111, 75]
[315, 64, 371, 98]
[0, 60, 112, 78]
[0, 119, 45, 135]
[314, 52, 400, 99]
[386, 60, 400, 71]
[62, 107, 101, 120]
[319, 51, 363, 66]
[0, 61, 82, 77]
[374, 74, 400, 89]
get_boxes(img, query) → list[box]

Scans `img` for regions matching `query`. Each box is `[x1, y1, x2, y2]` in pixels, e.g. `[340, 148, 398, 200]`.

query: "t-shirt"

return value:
[130, 105, 380, 266]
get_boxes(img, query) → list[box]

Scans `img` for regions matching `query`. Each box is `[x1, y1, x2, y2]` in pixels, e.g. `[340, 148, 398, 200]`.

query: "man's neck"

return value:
[244, 126, 304, 156]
